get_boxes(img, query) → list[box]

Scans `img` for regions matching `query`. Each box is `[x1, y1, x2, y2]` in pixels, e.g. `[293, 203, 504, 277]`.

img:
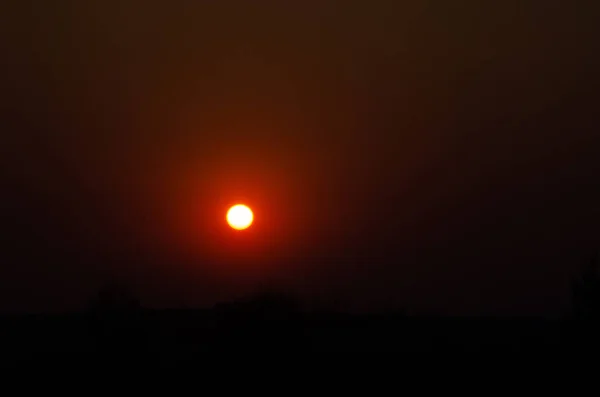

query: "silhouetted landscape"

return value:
[1, 257, 598, 364]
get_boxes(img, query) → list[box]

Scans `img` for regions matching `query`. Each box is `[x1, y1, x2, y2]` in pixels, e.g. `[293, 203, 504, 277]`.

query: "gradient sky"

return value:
[1, 0, 599, 314]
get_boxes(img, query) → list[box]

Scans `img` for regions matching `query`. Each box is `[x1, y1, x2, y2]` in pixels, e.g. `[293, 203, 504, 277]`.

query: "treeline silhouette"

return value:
[1, 258, 600, 361]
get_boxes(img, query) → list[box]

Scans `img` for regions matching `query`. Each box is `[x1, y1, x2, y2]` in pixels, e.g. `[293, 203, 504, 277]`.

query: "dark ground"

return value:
[1, 300, 598, 367]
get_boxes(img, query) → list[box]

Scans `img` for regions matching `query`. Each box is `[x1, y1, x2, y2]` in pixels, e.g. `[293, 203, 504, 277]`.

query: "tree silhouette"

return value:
[87, 282, 141, 314]
[571, 255, 600, 319]
[86, 282, 145, 353]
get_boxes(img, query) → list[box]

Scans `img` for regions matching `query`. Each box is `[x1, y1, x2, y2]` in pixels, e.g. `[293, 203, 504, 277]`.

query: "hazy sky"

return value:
[1, 1, 599, 314]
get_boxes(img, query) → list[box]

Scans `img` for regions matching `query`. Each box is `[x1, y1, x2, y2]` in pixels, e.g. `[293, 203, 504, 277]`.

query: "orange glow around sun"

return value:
[226, 204, 254, 230]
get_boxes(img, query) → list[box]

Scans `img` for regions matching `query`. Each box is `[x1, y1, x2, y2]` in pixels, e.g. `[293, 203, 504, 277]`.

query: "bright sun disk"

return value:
[226, 204, 253, 230]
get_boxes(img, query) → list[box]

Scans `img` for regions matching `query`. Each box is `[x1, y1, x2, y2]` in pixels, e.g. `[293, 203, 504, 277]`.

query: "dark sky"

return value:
[1, 0, 599, 314]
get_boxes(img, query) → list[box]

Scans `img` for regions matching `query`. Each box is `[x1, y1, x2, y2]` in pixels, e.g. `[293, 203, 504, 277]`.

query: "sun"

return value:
[226, 204, 254, 230]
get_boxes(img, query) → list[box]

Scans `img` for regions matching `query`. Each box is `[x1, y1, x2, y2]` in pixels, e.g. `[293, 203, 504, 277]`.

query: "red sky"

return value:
[1, 0, 599, 314]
